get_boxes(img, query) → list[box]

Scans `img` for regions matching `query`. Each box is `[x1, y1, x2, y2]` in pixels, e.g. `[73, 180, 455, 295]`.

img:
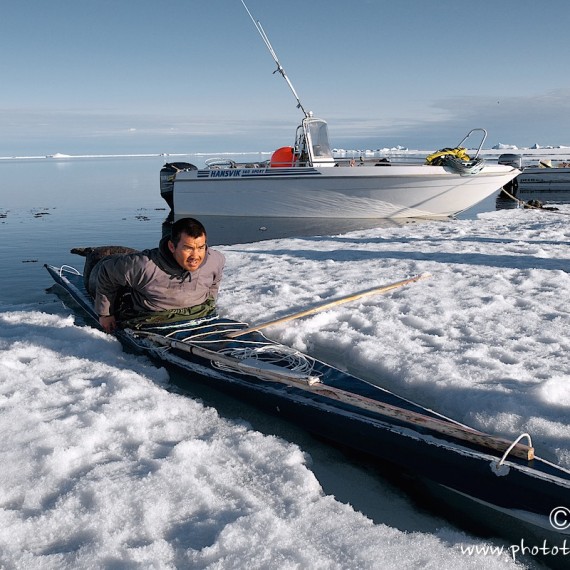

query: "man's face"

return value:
[168, 232, 207, 271]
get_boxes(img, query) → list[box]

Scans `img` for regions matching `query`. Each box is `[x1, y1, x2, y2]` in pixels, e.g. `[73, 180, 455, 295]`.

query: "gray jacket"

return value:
[92, 236, 225, 317]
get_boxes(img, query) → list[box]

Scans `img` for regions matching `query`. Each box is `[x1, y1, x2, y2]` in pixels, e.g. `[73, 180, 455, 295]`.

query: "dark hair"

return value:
[170, 217, 207, 246]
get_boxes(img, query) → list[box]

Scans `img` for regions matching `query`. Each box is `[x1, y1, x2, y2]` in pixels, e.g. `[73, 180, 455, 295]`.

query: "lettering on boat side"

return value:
[204, 168, 268, 178]
[209, 170, 246, 177]
[196, 167, 321, 179]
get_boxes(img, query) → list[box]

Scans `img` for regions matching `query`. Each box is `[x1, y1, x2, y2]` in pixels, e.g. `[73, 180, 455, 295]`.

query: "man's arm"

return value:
[94, 255, 134, 332]
[207, 250, 226, 300]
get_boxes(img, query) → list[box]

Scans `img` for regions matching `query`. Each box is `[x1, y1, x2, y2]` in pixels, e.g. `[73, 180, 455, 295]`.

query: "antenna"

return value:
[240, 0, 309, 118]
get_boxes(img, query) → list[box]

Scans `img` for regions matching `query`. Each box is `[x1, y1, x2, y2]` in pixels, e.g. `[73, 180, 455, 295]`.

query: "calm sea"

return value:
[0, 154, 507, 308]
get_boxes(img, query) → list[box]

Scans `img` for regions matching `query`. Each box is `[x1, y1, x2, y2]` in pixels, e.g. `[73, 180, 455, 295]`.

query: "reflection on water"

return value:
[496, 185, 570, 210]
[495, 191, 520, 211]
[510, 188, 570, 204]
[161, 215, 452, 245]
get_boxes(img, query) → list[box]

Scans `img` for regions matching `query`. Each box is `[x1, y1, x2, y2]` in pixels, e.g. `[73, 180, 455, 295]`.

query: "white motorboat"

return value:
[160, 3, 520, 222]
[161, 119, 519, 220]
[516, 166, 570, 203]
[498, 154, 570, 202]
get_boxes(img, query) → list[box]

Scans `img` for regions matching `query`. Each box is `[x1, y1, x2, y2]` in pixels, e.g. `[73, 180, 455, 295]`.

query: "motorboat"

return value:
[499, 153, 570, 202]
[161, 121, 520, 221]
[159, 2, 519, 222]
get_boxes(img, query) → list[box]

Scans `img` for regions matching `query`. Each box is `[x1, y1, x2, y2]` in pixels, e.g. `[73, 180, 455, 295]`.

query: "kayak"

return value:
[45, 263, 570, 553]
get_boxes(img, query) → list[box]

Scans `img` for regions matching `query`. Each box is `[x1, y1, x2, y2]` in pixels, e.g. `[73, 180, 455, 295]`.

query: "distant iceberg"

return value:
[492, 143, 519, 150]
[333, 145, 410, 155]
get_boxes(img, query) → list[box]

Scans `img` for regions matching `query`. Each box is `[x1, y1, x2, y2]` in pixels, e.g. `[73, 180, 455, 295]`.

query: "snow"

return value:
[3, 206, 570, 568]
[3, 145, 570, 164]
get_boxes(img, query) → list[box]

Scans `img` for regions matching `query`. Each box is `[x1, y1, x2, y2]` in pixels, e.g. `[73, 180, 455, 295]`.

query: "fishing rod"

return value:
[240, 0, 309, 118]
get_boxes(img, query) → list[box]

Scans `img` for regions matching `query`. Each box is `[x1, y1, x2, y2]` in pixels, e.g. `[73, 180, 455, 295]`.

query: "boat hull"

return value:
[516, 167, 570, 202]
[171, 164, 520, 220]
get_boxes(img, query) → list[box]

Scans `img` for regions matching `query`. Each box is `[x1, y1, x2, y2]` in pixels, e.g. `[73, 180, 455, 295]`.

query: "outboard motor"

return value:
[498, 154, 522, 195]
[498, 153, 522, 169]
[160, 162, 197, 209]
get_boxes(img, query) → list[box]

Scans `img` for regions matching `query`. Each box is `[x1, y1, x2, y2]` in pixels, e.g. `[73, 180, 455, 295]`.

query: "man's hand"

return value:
[99, 315, 117, 333]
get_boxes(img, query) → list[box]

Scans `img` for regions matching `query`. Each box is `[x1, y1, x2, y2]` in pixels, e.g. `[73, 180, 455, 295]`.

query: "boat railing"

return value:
[204, 158, 238, 169]
[332, 155, 427, 167]
[203, 158, 270, 170]
[456, 128, 487, 159]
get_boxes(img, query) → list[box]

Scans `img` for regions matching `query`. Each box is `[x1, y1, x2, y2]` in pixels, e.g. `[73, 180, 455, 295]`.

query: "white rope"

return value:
[58, 265, 81, 277]
[500, 186, 570, 215]
[134, 323, 319, 382]
[162, 320, 249, 339]
[497, 432, 533, 466]
[163, 321, 276, 348]
[440, 155, 485, 176]
[211, 344, 319, 381]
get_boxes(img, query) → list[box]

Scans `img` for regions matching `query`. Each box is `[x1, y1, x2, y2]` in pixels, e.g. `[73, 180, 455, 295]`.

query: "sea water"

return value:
[1, 156, 169, 306]
[0, 154, 507, 307]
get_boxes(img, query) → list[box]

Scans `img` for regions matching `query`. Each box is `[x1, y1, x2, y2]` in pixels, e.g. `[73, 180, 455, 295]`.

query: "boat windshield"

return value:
[305, 119, 334, 162]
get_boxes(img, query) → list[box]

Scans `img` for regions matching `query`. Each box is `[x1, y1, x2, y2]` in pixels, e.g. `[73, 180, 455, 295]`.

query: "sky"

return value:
[2, 0, 570, 156]
[2, 206, 570, 568]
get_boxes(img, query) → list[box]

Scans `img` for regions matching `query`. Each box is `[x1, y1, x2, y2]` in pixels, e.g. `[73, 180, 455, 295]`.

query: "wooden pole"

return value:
[226, 273, 431, 339]
[140, 332, 534, 461]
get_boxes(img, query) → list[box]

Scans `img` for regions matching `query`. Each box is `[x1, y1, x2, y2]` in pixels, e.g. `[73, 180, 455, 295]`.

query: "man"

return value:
[91, 217, 225, 333]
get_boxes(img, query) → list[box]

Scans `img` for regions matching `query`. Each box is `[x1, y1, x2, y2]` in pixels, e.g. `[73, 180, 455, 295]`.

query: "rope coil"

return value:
[211, 344, 320, 382]
[425, 147, 485, 176]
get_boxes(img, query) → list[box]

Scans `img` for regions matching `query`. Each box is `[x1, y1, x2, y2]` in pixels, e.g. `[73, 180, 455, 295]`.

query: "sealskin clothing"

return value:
[92, 236, 225, 319]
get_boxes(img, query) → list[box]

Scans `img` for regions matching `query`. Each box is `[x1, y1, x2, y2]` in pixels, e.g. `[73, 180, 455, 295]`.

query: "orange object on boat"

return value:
[270, 146, 295, 167]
